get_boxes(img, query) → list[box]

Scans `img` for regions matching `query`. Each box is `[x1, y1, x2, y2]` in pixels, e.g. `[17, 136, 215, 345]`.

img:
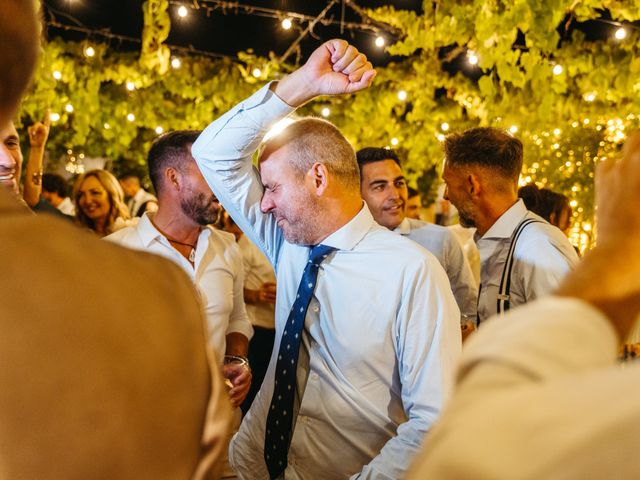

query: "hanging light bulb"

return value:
[171, 57, 181, 69]
[390, 137, 399, 146]
[375, 36, 385, 48]
[252, 68, 262, 78]
[178, 5, 188, 17]
[614, 27, 627, 40]
[397, 90, 407, 101]
[552, 64, 563, 75]
[127, 113, 135, 122]
[126, 81, 135, 91]
[65, 104, 74, 113]
[50, 112, 61, 122]
[155, 126, 164, 134]
[53, 70, 62, 80]
[467, 51, 479, 65]
[441, 122, 450, 132]
[84, 46, 95, 57]
[321, 107, 330, 118]
[509, 125, 518, 134]
[281, 18, 292, 30]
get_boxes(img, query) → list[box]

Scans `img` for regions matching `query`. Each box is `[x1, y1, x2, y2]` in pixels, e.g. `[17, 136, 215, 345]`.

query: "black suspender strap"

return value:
[496, 217, 543, 315]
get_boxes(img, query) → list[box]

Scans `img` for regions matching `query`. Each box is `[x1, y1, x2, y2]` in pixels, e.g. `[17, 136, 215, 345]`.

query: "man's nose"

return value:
[260, 193, 275, 213]
[0, 144, 16, 169]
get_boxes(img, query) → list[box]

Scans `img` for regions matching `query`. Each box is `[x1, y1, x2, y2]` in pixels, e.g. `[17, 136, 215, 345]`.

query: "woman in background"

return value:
[73, 169, 131, 237]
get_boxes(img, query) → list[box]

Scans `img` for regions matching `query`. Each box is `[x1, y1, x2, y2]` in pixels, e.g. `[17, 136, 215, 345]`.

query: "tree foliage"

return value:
[19, 0, 640, 247]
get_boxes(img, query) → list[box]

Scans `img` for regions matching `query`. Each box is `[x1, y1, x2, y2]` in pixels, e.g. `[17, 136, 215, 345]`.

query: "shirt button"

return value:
[310, 373, 319, 381]
[312, 306, 319, 313]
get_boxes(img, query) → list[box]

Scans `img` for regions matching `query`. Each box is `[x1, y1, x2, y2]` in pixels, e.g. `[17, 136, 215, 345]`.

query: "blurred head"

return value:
[41, 173, 69, 206]
[406, 187, 421, 220]
[221, 210, 243, 241]
[73, 169, 130, 235]
[148, 130, 220, 226]
[442, 127, 523, 229]
[518, 183, 572, 235]
[258, 117, 360, 245]
[0, 122, 23, 196]
[118, 173, 142, 198]
[0, 0, 39, 126]
[356, 147, 407, 230]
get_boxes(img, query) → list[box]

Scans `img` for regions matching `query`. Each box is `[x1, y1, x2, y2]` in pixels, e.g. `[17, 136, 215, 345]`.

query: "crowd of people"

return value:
[2, 2, 640, 479]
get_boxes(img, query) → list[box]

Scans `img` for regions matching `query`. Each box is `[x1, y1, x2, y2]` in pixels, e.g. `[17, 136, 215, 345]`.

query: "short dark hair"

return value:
[356, 147, 401, 169]
[42, 173, 68, 198]
[147, 130, 201, 193]
[117, 172, 140, 182]
[444, 127, 523, 180]
[407, 186, 419, 198]
[518, 184, 570, 222]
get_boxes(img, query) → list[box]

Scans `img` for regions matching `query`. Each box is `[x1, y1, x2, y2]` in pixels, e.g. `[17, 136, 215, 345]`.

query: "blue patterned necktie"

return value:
[264, 244, 336, 479]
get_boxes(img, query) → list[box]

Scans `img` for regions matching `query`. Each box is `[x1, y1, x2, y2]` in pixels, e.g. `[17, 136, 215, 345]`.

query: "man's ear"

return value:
[467, 173, 482, 197]
[308, 162, 329, 195]
[165, 167, 182, 191]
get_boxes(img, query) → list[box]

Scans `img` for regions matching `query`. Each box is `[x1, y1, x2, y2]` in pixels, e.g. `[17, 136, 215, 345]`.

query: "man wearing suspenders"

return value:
[441, 127, 579, 326]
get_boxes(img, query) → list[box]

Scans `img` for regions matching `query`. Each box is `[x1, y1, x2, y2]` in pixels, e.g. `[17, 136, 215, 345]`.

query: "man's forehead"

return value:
[0, 121, 18, 138]
[362, 159, 404, 178]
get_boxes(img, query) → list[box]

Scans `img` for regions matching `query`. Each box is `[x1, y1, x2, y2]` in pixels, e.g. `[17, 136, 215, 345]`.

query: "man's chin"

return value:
[459, 215, 476, 229]
[0, 180, 19, 196]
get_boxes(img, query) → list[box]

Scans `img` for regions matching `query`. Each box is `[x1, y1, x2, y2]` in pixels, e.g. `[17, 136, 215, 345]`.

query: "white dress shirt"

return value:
[238, 233, 276, 329]
[105, 212, 253, 361]
[57, 196, 75, 216]
[127, 188, 158, 217]
[476, 199, 579, 323]
[396, 217, 478, 322]
[407, 296, 640, 479]
[192, 84, 461, 480]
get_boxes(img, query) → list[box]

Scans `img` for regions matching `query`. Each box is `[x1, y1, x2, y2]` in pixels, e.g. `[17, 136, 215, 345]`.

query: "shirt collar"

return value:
[319, 203, 375, 251]
[394, 217, 411, 235]
[481, 198, 528, 240]
[136, 212, 164, 248]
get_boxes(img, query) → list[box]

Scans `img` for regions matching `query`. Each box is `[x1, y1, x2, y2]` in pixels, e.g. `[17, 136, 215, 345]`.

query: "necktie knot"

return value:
[308, 244, 336, 266]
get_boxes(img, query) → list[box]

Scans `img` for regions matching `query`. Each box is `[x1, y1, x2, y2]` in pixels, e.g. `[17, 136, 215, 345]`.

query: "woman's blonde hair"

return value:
[73, 169, 130, 235]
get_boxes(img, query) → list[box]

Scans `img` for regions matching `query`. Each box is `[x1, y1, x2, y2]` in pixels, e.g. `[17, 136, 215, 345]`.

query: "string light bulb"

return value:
[281, 18, 292, 30]
[584, 92, 596, 102]
[391, 137, 399, 146]
[615, 27, 627, 40]
[127, 113, 135, 122]
[171, 57, 181, 69]
[375, 36, 385, 48]
[53, 70, 62, 80]
[65, 104, 74, 113]
[321, 107, 330, 118]
[437, 134, 445, 142]
[50, 112, 61, 122]
[178, 5, 188, 17]
[467, 51, 479, 65]
[104, 123, 110, 129]
[155, 126, 164, 134]
[552, 64, 563, 75]
[126, 81, 135, 91]
[509, 125, 518, 134]
[397, 90, 407, 101]
[441, 122, 450, 132]
[84, 46, 95, 57]
[252, 68, 262, 78]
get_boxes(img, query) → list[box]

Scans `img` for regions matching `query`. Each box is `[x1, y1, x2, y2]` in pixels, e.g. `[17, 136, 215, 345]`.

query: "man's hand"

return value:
[28, 110, 51, 149]
[275, 39, 376, 107]
[223, 362, 252, 408]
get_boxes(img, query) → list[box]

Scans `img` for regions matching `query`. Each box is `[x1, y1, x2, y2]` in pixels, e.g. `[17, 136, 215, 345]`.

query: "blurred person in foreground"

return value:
[0, 3, 232, 477]
[408, 132, 640, 479]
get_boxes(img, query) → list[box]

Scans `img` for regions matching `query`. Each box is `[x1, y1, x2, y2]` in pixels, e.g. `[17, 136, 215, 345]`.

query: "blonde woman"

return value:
[73, 169, 131, 237]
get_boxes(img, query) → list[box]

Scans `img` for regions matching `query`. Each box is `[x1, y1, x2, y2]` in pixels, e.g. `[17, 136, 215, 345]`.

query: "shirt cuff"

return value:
[226, 319, 255, 341]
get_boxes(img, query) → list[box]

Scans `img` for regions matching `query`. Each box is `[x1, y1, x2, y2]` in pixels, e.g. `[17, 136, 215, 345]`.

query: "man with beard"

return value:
[192, 40, 461, 479]
[441, 127, 579, 326]
[106, 130, 253, 411]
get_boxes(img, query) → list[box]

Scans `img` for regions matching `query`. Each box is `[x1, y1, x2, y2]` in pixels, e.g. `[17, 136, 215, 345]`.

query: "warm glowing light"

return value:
[252, 68, 262, 78]
[441, 122, 450, 132]
[281, 18, 292, 30]
[126, 81, 135, 91]
[437, 134, 445, 142]
[171, 57, 181, 69]
[84, 46, 95, 57]
[569, 200, 578, 208]
[391, 137, 399, 146]
[375, 36, 385, 48]
[552, 64, 563, 75]
[321, 107, 330, 118]
[583, 223, 592, 232]
[584, 92, 596, 102]
[509, 125, 518, 134]
[104, 123, 110, 129]
[615, 27, 627, 40]
[155, 126, 164, 134]
[50, 112, 61, 122]
[397, 90, 407, 101]
[178, 5, 188, 17]
[553, 128, 561, 136]
[468, 52, 479, 65]
[53, 70, 62, 80]
[65, 104, 74, 113]
[127, 113, 135, 122]
[264, 117, 296, 142]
